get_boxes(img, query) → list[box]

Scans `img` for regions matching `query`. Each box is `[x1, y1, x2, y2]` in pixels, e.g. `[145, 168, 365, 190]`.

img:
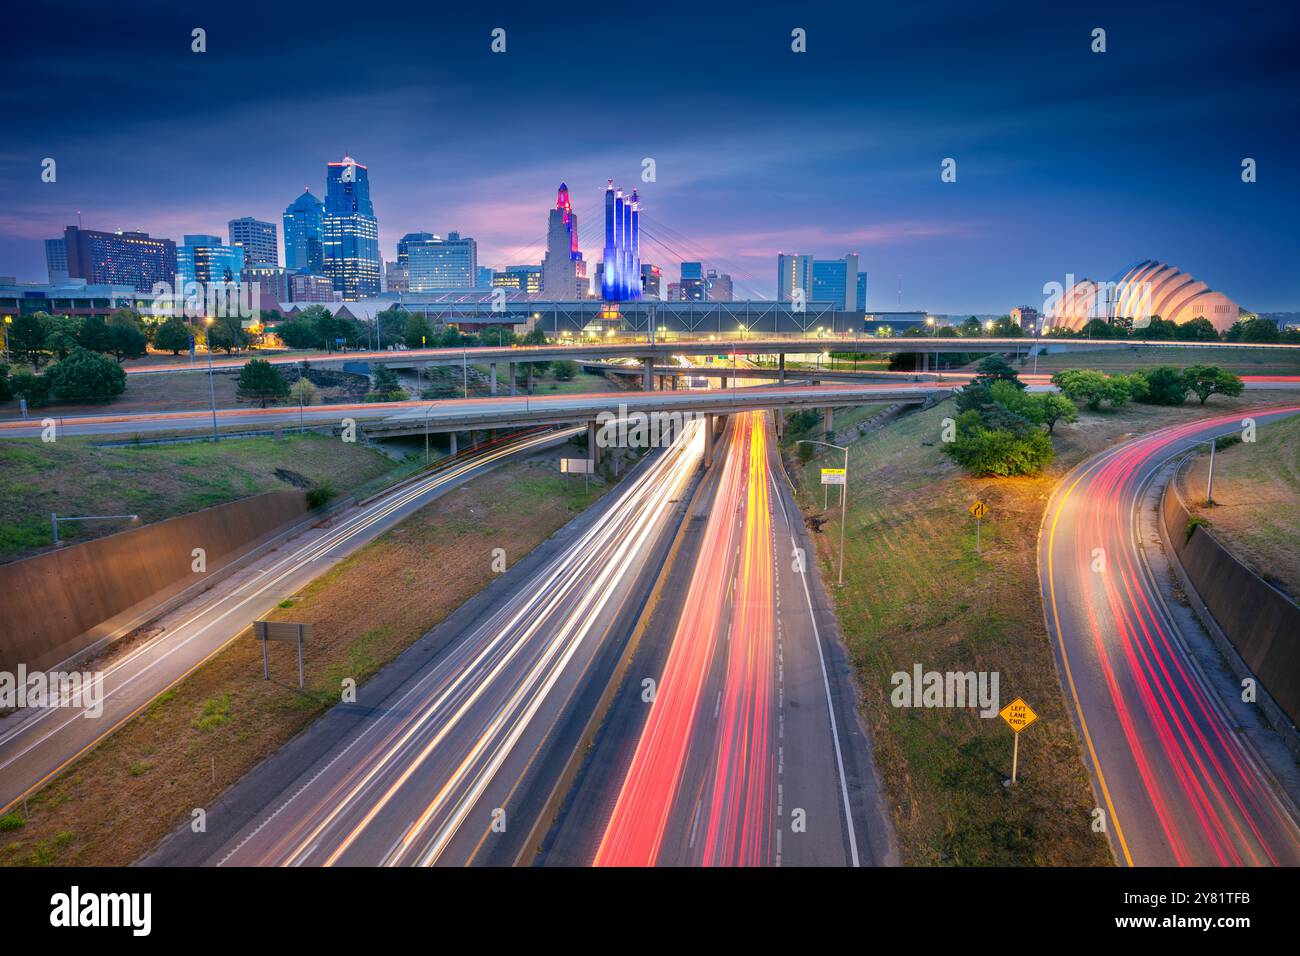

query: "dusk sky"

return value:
[2, 0, 1297, 312]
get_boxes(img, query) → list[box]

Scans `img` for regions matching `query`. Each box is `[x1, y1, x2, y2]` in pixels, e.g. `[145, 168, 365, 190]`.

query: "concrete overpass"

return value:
[357, 382, 951, 456]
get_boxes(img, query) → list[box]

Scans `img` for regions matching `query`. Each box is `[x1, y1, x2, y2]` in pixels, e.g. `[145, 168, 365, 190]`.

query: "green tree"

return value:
[1173, 316, 1220, 341]
[206, 315, 250, 354]
[972, 354, 1025, 389]
[311, 308, 351, 353]
[153, 317, 193, 355]
[1133, 365, 1188, 405]
[44, 348, 127, 401]
[402, 312, 433, 349]
[553, 359, 578, 381]
[235, 358, 288, 407]
[1138, 317, 1178, 340]
[1036, 393, 1079, 434]
[76, 314, 113, 354]
[959, 316, 984, 337]
[9, 370, 50, 406]
[1183, 364, 1243, 405]
[1080, 318, 1125, 339]
[991, 315, 1025, 337]
[0, 364, 10, 402]
[8, 314, 49, 367]
[40, 313, 82, 360]
[276, 315, 320, 350]
[375, 307, 410, 348]
[1224, 315, 1279, 343]
[1052, 368, 1132, 411]
[288, 377, 321, 406]
[943, 410, 1055, 477]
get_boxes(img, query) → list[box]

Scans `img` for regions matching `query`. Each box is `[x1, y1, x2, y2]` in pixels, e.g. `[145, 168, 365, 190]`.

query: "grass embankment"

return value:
[0, 433, 405, 563]
[1179, 412, 1300, 599]
[784, 392, 1285, 865]
[1027, 346, 1300, 377]
[0, 453, 609, 866]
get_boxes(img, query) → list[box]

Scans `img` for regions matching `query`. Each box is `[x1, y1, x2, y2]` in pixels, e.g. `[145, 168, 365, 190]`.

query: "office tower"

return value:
[384, 260, 409, 293]
[666, 281, 681, 301]
[228, 217, 278, 268]
[640, 263, 661, 299]
[542, 183, 583, 299]
[245, 265, 291, 303]
[810, 253, 860, 309]
[705, 268, 733, 302]
[63, 226, 177, 293]
[491, 265, 542, 294]
[406, 232, 478, 291]
[857, 271, 868, 311]
[289, 271, 339, 302]
[679, 261, 705, 301]
[283, 190, 324, 273]
[476, 266, 494, 289]
[1010, 305, 1041, 331]
[397, 232, 436, 272]
[45, 238, 68, 283]
[600, 180, 641, 301]
[322, 156, 382, 300]
[777, 253, 813, 303]
[176, 235, 245, 285]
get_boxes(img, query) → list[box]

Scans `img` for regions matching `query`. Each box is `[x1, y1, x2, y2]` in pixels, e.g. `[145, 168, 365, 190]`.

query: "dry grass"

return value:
[0, 455, 606, 866]
[1180, 412, 1300, 599]
[783, 391, 1285, 865]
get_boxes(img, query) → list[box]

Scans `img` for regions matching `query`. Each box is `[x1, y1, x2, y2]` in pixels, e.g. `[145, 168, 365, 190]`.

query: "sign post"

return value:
[968, 500, 988, 553]
[821, 466, 846, 510]
[998, 697, 1038, 784]
[255, 620, 312, 688]
[561, 456, 593, 494]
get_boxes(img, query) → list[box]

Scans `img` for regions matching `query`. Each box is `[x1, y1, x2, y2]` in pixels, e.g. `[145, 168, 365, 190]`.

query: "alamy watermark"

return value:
[890, 664, 1000, 718]
[595, 403, 701, 449]
[0, 665, 104, 718]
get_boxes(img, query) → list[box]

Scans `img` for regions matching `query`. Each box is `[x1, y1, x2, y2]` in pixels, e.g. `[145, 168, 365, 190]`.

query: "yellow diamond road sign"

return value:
[969, 501, 988, 519]
[999, 698, 1037, 733]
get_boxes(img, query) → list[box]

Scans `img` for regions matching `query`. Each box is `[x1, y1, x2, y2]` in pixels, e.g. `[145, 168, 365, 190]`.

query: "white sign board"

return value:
[560, 458, 593, 474]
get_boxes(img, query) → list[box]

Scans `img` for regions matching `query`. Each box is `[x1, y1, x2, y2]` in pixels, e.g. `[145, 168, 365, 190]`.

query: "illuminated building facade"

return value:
[323, 156, 382, 301]
[601, 180, 641, 301]
[543, 183, 584, 299]
[63, 226, 177, 293]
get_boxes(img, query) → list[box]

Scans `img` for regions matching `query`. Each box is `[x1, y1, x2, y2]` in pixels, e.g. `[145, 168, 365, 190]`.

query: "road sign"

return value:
[968, 500, 988, 519]
[999, 697, 1037, 784]
[560, 458, 593, 474]
[254, 620, 310, 687]
[821, 467, 846, 485]
[999, 698, 1037, 732]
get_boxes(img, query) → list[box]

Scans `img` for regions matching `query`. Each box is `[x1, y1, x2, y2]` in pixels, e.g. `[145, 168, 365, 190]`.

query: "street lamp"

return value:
[795, 439, 849, 587]
[204, 317, 219, 441]
[51, 512, 139, 546]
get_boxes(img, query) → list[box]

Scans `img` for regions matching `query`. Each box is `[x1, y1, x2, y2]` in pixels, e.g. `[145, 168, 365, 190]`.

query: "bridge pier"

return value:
[509, 362, 516, 396]
[489, 362, 497, 395]
[704, 413, 714, 467]
[775, 410, 784, 439]
[526, 365, 534, 394]
[823, 407, 833, 435]
[449, 431, 458, 456]
[643, 357, 654, 392]
[588, 420, 600, 467]
[779, 353, 786, 384]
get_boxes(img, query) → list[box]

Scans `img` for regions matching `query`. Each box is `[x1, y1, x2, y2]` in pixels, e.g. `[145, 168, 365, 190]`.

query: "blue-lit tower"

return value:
[601, 179, 641, 302]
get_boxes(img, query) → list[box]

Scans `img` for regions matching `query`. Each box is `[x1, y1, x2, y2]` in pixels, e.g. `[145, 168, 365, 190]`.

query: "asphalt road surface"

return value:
[0, 428, 576, 815]
[1040, 404, 1300, 866]
[590, 411, 887, 866]
[165, 422, 704, 866]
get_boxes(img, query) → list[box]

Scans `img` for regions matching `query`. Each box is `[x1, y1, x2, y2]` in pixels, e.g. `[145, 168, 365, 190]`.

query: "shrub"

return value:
[1051, 368, 1132, 411]
[306, 481, 337, 510]
[943, 417, 1055, 476]
[1184, 364, 1243, 405]
[1134, 365, 1188, 405]
[44, 348, 127, 401]
[236, 358, 289, 407]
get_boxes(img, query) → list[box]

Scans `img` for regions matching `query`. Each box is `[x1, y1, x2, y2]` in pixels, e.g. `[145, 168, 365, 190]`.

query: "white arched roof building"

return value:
[1045, 260, 1240, 333]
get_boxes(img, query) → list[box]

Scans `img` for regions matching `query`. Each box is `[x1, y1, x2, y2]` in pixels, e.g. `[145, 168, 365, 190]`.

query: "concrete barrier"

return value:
[1161, 471, 1300, 728]
[0, 491, 310, 674]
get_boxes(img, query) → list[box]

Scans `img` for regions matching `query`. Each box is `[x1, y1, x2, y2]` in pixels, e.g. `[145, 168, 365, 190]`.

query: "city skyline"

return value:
[1, 1, 1298, 312]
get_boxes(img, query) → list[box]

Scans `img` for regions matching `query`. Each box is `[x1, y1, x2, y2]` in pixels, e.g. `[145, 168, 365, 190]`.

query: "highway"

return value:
[0, 427, 578, 815]
[0, 383, 949, 439]
[592, 411, 873, 866]
[1040, 405, 1300, 866]
[168, 420, 704, 866]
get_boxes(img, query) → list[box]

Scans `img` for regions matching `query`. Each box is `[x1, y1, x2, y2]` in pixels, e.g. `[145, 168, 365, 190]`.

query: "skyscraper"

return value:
[283, 190, 324, 273]
[64, 226, 177, 293]
[322, 156, 381, 300]
[705, 268, 733, 302]
[44, 238, 68, 283]
[406, 232, 477, 291]
[542, 183, 583, 299]
[640, 263, 661, 299]
[176, 235, 245, 286]
[811, 253, 860, 309]
[601, 180, 641, 301]
[680, 261, 705, 301]
[228, 217, 278, 268]
[777, 253, 813, 303]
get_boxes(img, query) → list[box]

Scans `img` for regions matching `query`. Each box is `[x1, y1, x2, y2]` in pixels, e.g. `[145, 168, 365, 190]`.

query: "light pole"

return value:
[204, 317, 218, 441]
[1201, 437, 1218, 506]
[51, 512, 139, 546]
[926, 316, 938, 379]
[795, 439, 849, 587]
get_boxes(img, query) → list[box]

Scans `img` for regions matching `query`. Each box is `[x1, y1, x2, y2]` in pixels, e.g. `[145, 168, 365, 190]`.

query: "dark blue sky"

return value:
[2, 0, 1297, 311]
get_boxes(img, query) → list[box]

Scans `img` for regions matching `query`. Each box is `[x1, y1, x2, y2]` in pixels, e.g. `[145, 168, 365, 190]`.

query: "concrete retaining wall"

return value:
[1161, 477, 1300, 727]
[0, 491, 309, 673]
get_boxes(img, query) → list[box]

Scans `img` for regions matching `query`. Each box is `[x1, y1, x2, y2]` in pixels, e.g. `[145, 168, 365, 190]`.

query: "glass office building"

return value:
[176, 235, 245, 285]
[283, 190, 325, 274]
[406, 233, 478, 291]
[322, 157, 382, 300]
